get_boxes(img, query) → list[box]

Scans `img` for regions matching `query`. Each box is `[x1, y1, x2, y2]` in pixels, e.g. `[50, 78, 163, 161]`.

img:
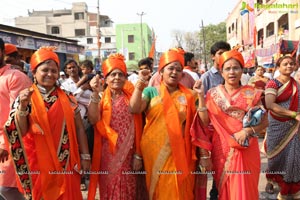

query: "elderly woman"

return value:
[264, 56, 300, 199]
[87, 53, 143, 200]
[4, 47, 90, 200]
[130, 48, 198, 200]
[196, 50, 268, 199]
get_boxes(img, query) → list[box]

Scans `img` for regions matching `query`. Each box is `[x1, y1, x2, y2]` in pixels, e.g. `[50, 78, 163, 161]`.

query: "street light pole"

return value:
[201, 19, 207, 71]
[137, 12, 146, 58]
[97, 0, 101, 68]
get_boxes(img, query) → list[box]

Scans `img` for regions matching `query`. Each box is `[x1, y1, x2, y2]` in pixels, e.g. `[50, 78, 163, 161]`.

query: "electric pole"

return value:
[97, 0, 101, 69]
[137, 12, 146, 59]
[201, 19, 207, 71]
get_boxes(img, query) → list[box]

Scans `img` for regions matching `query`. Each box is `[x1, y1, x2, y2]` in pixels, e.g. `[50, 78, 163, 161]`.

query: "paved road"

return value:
[82, 138, 280, 200]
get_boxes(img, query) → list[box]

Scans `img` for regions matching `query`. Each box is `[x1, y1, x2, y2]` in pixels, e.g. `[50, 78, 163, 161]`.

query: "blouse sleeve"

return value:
[265, 79, 278, 96]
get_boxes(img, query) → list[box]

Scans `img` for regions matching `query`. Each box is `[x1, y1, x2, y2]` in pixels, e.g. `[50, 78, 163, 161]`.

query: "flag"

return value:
[148, 29, 156, 59]
[244, 51, 256, 68]
[253, 26, 257, 49]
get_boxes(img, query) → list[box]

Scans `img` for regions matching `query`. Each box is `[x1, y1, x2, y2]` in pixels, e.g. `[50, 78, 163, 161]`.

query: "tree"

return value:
[199, 22, 227, 67]
[171, 29, 184, 48]
[170, 22, 226, 66]
[184, 31, 200, 57]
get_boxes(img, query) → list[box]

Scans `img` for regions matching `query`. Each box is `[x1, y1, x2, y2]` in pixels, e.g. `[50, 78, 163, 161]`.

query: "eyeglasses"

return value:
[222, 67, 242, 72]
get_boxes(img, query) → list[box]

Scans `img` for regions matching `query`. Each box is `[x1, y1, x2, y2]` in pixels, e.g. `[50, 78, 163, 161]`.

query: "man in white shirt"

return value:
[128, 57, 153, 85]
[183, 52, 200, 81]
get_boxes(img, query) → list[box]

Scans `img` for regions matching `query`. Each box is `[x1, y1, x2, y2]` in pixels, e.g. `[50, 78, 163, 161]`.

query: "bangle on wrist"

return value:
[80, 153, 91, 160]
[291, 111, 298, 119]
[199, 151, 211, 159]
[133, 153, 143, 160]
[138, 78, 147, 83]
[250, 126, 256, 134]
[17, 107, 29, 117]
[90, 94, 101, 104]
[197, 106, 207, 112]
[135, 80, 147, 91]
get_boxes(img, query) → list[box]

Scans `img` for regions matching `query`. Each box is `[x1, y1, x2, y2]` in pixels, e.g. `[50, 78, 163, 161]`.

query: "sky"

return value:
[0, 0, 239, 52]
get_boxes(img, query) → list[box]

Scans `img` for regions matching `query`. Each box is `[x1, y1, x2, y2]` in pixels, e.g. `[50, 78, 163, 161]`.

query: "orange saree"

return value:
[204, 85, 262, 200]
[5, 85, 82, 200]
[140, 83, 196, 200]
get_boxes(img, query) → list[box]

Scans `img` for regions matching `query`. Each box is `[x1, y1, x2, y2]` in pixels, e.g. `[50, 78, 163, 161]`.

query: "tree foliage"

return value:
[171, 22, 226, 65]
[199, 22, 227, 64]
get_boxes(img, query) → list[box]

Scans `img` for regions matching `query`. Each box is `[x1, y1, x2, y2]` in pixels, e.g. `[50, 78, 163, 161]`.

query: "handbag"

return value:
[240, 106, 265, 147]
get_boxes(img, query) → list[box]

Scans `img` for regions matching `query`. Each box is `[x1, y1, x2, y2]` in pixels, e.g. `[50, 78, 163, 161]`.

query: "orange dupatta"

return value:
[29, 84, 80, 200]
[88, 81, 143, 200]
[160, 83, 196, 184]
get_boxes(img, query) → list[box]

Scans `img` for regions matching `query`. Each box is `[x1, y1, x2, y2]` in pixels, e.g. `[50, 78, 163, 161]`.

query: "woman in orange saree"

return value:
[130, 48, 197, 200]
[194, 50, 268, 200]
[4, 47, 90, 200]
[87, 53, 143, 200]
[264, 56, 300, 199]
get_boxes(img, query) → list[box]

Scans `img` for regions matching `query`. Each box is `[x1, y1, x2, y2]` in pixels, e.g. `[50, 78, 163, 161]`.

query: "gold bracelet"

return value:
[17, 107, 29, 117]
[197, 106, 207, 112]
[90, 94, 101, 103]
[135, 80, 147, 91]
[80, 154, 91, 160]
[133, 153, 143, 160]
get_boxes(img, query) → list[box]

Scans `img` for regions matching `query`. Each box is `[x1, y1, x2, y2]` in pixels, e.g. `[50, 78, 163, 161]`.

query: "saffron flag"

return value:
[148, 30, 156, 59]
[253, 26, 257, 49]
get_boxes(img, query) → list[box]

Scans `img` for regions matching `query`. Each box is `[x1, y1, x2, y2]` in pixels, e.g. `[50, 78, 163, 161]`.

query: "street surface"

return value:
[82, 138, 281, 200]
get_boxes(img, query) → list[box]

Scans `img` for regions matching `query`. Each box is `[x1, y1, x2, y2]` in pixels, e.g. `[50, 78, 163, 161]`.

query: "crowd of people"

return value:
[0, 36, 300, 200]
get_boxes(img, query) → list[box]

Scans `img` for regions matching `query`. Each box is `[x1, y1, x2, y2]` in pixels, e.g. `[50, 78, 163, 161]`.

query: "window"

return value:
[228, 27, 231, 34]
[266, 22, 274, 37]
[51, 26, 60, 34]
[104, 37, 111, 43]
[128, 35, 134, 43]
[87, 38, 93, 44]
[74, 12, 84, 20]
[129, 52, 135, 60]
[258, 29, 264, 48]
[75, 29, 86, 36]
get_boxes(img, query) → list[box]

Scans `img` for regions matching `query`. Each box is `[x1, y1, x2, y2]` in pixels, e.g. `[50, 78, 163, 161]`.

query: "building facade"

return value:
[15, 2, 116, 69]
[116, 23, 153, 70]
[226, 0, 300, 66]
[0, 24, 84, 71]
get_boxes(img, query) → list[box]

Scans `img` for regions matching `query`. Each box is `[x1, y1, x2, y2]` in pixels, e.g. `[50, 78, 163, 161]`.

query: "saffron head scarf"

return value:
[158, 47, 185, 72]
[30, 46, 60, 71]
[102, 53, 127, 77]
[4, 43, 18, 55]
[219, 49, 245, 69]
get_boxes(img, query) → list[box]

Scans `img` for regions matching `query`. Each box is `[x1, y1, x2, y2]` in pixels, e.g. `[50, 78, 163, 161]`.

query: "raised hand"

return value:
[193, 79, 204, 96]
[19, 87, 34, 110]
[138, 69, 151, 84]
[89, 74, 102, 93]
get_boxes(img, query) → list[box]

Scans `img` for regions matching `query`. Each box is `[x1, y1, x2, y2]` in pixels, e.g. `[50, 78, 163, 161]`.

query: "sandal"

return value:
[265, 182, 274, 194]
